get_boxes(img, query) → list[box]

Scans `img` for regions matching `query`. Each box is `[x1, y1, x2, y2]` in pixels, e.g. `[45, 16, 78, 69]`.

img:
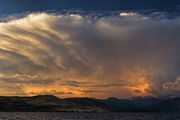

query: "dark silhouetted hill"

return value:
[0, 95, 179, 112]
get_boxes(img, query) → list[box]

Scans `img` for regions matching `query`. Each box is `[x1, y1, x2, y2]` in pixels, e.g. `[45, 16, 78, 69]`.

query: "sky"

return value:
[0, 1, 180, 99]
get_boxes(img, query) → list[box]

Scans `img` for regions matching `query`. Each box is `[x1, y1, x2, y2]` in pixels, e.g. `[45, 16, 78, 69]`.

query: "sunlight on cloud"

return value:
[0, 12, 180, 98]
[119, 12, 137, 17]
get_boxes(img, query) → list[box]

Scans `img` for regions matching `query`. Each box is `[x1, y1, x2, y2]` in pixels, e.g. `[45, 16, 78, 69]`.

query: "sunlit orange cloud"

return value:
[0, 12, 180, 98]
[21, 82, 99, 98]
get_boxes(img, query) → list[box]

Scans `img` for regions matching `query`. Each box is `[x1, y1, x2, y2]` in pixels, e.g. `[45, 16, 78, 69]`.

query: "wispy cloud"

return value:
[0, 12, 180, 98]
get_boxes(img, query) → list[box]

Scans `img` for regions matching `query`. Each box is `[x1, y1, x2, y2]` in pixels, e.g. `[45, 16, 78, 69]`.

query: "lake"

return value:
[0, 112, 179, 120]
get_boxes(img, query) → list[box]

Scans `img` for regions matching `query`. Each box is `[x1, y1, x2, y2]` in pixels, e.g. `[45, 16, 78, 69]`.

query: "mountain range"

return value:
[0, 95, 179, 112]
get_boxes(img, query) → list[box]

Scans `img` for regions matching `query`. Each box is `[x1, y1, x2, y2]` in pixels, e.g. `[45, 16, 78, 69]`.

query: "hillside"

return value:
[0, 95, 179, 112]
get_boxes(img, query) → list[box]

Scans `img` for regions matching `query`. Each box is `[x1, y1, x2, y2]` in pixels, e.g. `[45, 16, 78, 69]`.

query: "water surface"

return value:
[0, 112, 179, 120]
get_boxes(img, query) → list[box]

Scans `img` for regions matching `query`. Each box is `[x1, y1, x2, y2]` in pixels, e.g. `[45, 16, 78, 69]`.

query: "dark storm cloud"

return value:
[0, 77, 56, 85]
[28, 90, 74, 96]
[0, 12, 180, 98]
[0, 0, 180, 16]
[59, 79, 128, 88]
[60, 80, 92, 87]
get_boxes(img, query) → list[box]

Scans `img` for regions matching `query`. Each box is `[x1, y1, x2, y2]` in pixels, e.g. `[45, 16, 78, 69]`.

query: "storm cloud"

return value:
[0, 12, 180, 98]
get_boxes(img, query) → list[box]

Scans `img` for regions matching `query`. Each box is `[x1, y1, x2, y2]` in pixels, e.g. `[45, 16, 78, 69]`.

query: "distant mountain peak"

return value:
[106, 97, 120, 101]
[32, 95, 59, 98]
